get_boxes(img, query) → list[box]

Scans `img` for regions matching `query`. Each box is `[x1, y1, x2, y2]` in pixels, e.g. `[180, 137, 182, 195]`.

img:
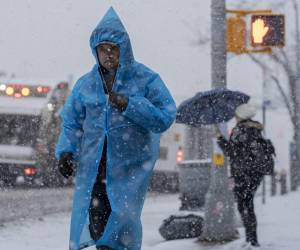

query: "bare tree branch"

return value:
[270, 52, 294, 77]
[278, 49, 290, 67]
[292, 0, 299, 11]
[269, 75, 294, 121]
[190, 31, 210, 46]
[248, 54, 293, 120]
[248, 54, 270, 74]
[183, 19, 210, 46]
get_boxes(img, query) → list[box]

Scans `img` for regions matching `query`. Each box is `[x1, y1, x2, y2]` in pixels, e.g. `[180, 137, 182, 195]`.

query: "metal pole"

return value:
[271, 171, 277, 196]
[200, 0, 237, 242]
[294, 0, 300, 189]
[262, 68, 267, 205]
[290, 0, 300, 192]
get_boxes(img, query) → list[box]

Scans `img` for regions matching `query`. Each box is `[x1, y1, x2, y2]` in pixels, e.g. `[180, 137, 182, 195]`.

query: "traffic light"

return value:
[227, 16, 246, 54]
[251, 14, 285, 47]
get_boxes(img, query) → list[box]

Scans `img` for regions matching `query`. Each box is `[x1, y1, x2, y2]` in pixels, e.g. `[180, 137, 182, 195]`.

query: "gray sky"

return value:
[0, 0, 294, 103]
[0, 0, 211, 102]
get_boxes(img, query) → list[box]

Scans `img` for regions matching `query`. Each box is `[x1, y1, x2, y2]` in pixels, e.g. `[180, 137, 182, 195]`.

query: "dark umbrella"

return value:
[176, 88, 250, 126]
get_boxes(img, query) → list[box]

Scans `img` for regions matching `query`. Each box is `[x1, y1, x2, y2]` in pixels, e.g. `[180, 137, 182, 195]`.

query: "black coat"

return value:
[217, 119, 265, 179]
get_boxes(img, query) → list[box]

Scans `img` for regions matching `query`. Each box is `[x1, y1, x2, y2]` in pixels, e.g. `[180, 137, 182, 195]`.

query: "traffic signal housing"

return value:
[227, 16, 246, 54]
[251, 14, 285, 47]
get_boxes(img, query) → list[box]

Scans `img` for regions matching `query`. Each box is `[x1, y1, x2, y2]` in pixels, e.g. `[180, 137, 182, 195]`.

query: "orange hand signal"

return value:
[252, 19, 269, 44]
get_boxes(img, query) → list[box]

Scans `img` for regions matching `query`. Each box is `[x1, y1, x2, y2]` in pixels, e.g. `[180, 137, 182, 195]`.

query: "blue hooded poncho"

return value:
[55, 7, 176, 250]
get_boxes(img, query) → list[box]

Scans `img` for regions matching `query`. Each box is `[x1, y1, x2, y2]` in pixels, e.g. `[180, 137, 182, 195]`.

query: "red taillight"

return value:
[176, 146, 184, 164]
[37, 86, 50, 94]
[58, 83, 65, 89]
[14, 93, 22, 98]
[42, 87, 50, 93]
[24, 167, 37, 176]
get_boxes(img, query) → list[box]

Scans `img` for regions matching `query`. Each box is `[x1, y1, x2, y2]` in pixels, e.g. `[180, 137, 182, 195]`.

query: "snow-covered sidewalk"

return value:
[0, 191, 299, 250]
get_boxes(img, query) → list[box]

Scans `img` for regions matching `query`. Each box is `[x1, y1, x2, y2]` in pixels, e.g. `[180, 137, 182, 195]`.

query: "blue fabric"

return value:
[55, 7, 176, 250]
[176, 88, 250, 126]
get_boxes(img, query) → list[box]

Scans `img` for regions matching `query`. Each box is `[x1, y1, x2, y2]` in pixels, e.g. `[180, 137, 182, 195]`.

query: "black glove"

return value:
[58, 153, 74, 179]
[109, 92, 128, 112]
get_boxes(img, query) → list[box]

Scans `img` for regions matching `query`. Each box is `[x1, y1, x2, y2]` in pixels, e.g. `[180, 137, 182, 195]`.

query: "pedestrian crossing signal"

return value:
[251, 14, 285, 47]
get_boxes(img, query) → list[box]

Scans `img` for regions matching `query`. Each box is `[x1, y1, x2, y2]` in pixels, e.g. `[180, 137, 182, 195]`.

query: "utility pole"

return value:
[200, 0, 237, 242]
[293, 0, 300, 190]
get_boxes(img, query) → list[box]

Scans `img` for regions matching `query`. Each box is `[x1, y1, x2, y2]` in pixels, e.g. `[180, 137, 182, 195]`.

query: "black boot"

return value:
[247, 228, 260, 247]
[250, 241, 261, 247]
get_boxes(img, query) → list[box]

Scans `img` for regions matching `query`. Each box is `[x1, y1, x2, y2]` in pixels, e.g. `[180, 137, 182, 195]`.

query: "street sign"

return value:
[251, 14, 285, 47]
[212, 138, 225, 167]
[263, 99, 272, 108]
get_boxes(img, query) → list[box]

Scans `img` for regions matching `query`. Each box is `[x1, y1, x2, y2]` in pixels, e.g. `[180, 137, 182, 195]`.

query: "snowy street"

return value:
[0, 190, 299, 250]
[0, 188, 73, 223]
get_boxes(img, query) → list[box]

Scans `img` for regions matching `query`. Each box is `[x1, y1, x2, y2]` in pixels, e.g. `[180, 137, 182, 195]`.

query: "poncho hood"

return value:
[90, 7, 134, 68]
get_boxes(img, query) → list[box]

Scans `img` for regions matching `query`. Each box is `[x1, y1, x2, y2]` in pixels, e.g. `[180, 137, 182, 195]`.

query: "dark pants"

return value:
[234, 174, 263, 244]
[89, 139, 112, 249]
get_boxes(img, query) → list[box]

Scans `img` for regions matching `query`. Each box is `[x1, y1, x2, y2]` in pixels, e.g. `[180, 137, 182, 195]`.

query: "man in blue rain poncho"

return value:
[55, 7, 176, 250]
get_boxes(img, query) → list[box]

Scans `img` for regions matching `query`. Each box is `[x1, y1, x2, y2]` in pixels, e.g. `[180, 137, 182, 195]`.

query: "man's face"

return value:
[97, 43, 120, 71]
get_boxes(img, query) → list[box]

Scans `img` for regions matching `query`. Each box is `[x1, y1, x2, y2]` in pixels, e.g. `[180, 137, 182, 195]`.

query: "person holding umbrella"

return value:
[56, 7, 176, 250]
[216, 103, 274, 248]
[176, 89, 275, 247]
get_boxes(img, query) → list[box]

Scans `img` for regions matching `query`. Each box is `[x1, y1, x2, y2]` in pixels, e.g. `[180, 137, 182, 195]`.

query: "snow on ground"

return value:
[0, 191, 300, 250]
[0, 188, 73, 224]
